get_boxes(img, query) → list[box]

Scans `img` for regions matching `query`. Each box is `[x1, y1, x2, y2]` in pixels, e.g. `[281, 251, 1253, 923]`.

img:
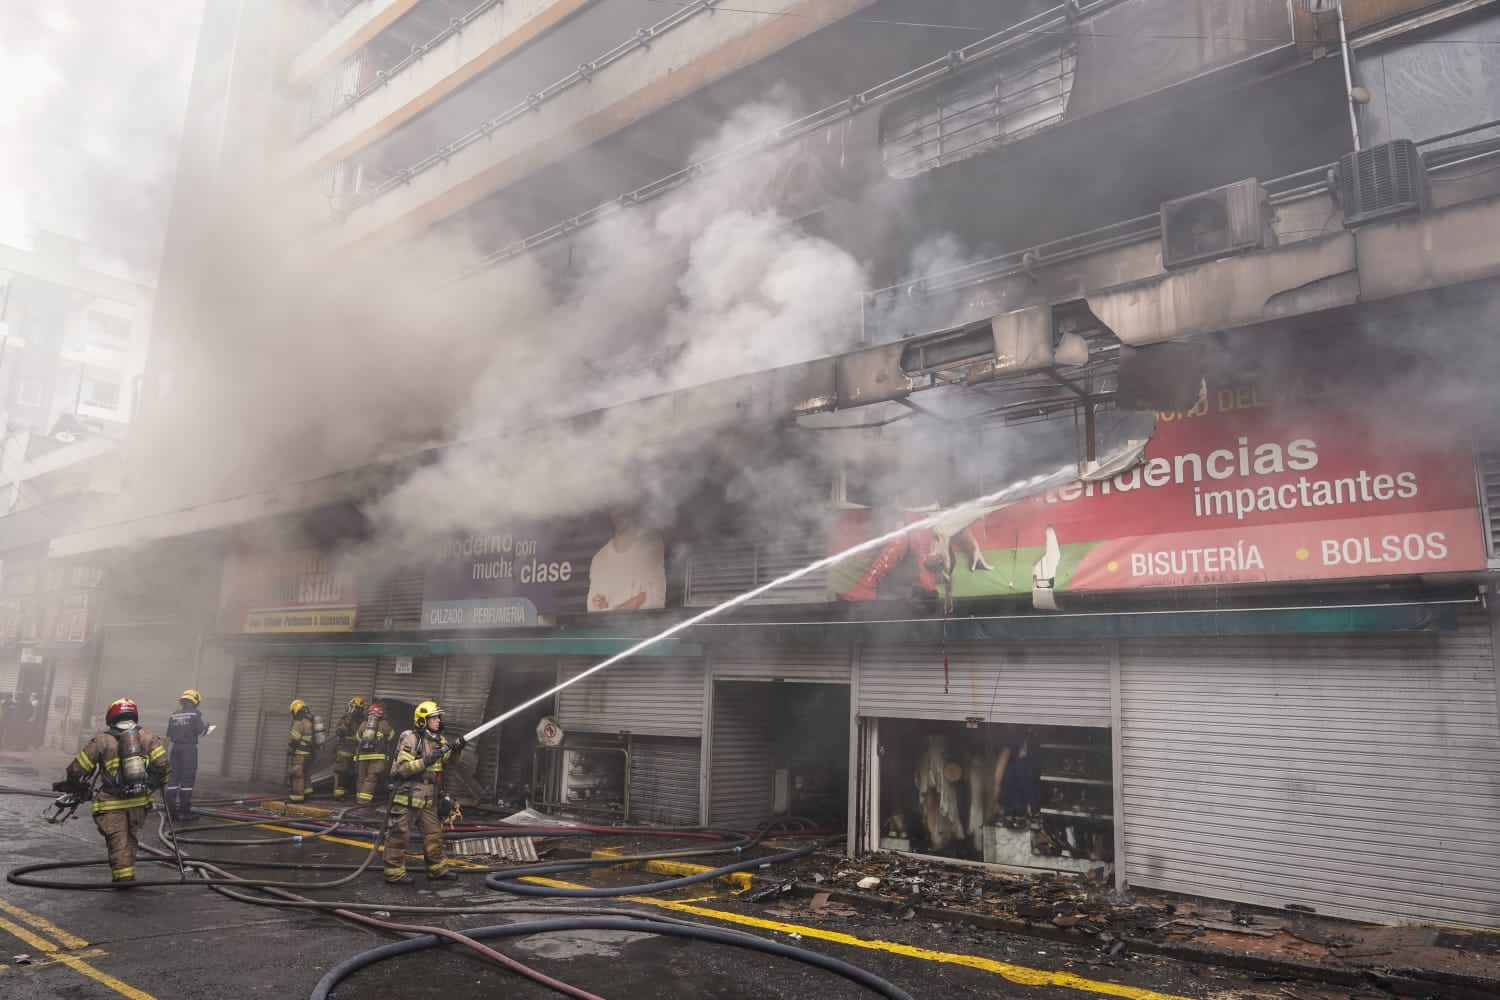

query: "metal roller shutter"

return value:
[708, 682, 775, 828]
[858, 642, 1111, 725]
[629, 736, 701, 826]
[333, 658, 378, 715]
[374, 655, 446, 733]
[295, 657, 338, 724]
[685, 540, 827, 607]
[440, 656, 495, 739]
[356, 566, 426, 631]
[0, 658, 18, 697]
[711, 646, 851, 683]
[1119, 609, 1500, 928]
[256, 658, 299, 782]
[557, 658, 705, 738]
[440, 656, 496, 794]
[226, 662, 265, 780]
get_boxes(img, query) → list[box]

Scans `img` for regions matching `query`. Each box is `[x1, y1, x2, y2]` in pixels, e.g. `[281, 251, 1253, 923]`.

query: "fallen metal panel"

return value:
[452, 834, 539, 861]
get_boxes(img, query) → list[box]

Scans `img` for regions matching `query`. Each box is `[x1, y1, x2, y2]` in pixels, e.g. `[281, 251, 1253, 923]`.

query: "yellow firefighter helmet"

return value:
[413, 700, 443, 729]
[290, 698, 308, 717]
[180, 688, 202, 705]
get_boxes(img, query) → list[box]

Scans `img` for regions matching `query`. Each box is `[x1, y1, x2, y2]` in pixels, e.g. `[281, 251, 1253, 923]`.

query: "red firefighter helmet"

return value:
[368, 702, 384, 720]
[106, 698, 139, 728]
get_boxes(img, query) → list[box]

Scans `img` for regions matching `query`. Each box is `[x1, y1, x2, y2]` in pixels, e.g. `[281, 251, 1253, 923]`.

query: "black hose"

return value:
[485, 840, 824, 898]
[310, 915, 915, 1000]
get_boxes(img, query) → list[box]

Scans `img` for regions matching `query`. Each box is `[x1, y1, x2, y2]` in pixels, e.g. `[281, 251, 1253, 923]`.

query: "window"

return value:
[881, 42, 1077, 179]
[82, 379, 121, 410]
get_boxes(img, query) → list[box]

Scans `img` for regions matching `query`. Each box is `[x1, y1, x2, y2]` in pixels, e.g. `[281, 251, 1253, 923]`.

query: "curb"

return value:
[787, 883, 1500, 1000]
[590, 848, 754, 890]
[254, 800, 338, 820]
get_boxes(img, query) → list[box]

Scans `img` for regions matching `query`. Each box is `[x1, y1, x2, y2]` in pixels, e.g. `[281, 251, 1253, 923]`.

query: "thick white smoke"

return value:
[0, 1, 201, 273]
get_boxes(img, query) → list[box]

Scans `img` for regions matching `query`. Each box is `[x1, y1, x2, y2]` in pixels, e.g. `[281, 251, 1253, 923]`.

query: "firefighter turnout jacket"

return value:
[67, 727, 169, 813]
[390, 728, 446, 808]
[356, 715, 394, 763]
[289, 716, 314, 756]
[335, 711, 363, 757]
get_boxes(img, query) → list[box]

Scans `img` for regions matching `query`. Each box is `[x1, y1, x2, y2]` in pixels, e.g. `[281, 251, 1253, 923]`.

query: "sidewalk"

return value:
[773, 851, 1500, 999]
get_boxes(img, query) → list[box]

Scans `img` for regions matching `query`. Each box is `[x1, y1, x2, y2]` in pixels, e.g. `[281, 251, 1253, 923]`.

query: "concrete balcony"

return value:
[329, 0, 874, 256]
[291, 0, 598, 174]
[289, 0, 426, 91]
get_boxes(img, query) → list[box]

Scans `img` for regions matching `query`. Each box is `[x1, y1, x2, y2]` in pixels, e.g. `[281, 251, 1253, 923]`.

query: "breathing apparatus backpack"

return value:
[114, 723, 150, 797]
[358, 715, 383, 753]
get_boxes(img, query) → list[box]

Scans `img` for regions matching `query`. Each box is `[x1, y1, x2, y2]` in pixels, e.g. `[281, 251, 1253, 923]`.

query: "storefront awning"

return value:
[218, 635, 701, 658]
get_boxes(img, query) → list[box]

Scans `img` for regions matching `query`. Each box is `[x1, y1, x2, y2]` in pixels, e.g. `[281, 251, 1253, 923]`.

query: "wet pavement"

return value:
[0, 754, 1452, 999]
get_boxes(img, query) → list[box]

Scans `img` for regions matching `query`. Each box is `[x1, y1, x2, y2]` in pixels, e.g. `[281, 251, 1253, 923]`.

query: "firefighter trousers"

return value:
[382, 803, 446, 881]
[167, 743, 199, 817]
[355, 758, 386, 804]
[95, 807, 146, 883]
[332, 752, 356, 799]
[287, 752, 310, 802]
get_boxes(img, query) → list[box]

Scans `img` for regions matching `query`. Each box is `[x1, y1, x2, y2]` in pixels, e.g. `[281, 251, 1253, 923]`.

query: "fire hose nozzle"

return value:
[43, 793, 85, 824]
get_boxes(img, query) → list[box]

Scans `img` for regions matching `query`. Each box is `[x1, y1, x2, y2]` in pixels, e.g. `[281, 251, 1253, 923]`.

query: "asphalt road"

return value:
[0, 755, 1383, 1000]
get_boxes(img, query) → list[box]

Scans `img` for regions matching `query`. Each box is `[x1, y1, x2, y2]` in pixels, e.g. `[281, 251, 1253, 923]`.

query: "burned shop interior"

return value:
[878, 719, 1113, 871]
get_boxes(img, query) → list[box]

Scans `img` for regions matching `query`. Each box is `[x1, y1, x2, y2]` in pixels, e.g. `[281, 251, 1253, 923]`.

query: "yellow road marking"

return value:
[0, 947, 107, 971]
[591, 847, 753, 890]
[515, 876, 1191, 1000]
[0, 899, 90, 949]
[0, 916, 157, 1000]
[238, 816, 1187, 998]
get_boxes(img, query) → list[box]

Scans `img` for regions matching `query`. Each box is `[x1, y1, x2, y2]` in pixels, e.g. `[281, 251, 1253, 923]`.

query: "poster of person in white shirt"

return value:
[587, 508, 666, 613]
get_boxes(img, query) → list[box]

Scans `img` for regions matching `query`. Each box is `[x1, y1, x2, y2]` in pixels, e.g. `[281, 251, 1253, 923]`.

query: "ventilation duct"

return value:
[1335, 139, 1430, 227]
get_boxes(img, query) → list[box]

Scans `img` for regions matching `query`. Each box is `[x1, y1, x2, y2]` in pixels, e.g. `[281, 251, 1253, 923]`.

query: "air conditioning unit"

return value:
[1335, 139, 1429, 227]
[1160, 178, 1271, 270]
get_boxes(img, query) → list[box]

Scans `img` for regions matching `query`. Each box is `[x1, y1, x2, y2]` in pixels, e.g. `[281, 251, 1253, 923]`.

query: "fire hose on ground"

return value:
[3, 789, 907, 998]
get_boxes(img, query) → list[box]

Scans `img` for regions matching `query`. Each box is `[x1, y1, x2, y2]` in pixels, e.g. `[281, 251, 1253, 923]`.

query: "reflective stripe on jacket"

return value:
[67, 729, 169, 814]
[390, 729, 443, 809]
[334, 711, 363, 757]
[355, 717, 395, 762]
[289, 717, 314, 756]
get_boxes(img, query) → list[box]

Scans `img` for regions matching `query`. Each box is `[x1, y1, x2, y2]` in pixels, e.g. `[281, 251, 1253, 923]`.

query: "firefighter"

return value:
[165, 688, 210, 820]
[354, 700, 394, 804]
[331, 696, 366, 801]
[382, 700, 464, 884]
[287, 699, 315, 803]
[53, 697, 169, 886]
